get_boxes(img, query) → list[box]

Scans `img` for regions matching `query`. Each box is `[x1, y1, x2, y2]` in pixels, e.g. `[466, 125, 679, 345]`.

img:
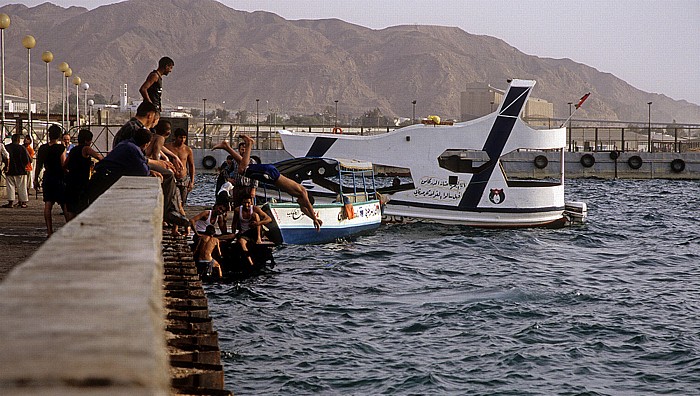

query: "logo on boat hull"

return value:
[489, 188, 505, 204]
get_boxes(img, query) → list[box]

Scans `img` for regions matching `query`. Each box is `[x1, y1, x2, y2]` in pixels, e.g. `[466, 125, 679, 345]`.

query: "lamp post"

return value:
[87, 99, 93, 125]
[57, 62, 68, 128]
[64, 67, 72, 127]
[22, 35, 36, 138]
[334, 100, 339, 128]
[81, 82, 89, 124]
[42, 51, 52, 140]
[255, 98, 259, 145]
[0, 13, 9, 141]
[73, 76, 81, 127]
[202, 98, 206, 149]
[647, 101, 652, 153]
[412, 100, 416, 124]
[567, 102, 573, 151]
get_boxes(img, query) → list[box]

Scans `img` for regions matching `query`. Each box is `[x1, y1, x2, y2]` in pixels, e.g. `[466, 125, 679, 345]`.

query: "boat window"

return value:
[437, 149, 492, 174]
[500, 149, 563, 186]
[373, 165, 415, 194]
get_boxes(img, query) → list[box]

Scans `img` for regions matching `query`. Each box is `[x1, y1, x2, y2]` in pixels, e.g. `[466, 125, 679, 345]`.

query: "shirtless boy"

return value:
[193, 225, 223, 278]
[165, 128, 195, 205]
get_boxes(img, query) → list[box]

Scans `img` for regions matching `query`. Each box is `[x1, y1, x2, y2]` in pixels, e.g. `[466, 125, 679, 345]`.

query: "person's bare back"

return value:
[195, 234, 220, 261]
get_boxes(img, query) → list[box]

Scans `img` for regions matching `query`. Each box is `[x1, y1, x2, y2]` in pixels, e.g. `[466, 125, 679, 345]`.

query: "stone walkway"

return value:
[0, 186, 65, 282]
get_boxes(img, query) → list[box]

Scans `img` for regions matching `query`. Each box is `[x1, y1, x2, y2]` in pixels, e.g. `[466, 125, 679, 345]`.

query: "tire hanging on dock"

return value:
[628, 155, 643, 170]
[580, 154, 595, 168]
[534, 155, 548, 169]
[670, 158, 686, 173]
[202, 155, 217, 169]
[609, 151, 620, 160]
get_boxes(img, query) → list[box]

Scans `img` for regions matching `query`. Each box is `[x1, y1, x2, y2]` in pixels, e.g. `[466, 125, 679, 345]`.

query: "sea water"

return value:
[190, 176, 700, 395]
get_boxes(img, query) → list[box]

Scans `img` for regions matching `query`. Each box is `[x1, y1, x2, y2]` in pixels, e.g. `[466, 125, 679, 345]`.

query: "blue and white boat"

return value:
[260, 157, 382, 244]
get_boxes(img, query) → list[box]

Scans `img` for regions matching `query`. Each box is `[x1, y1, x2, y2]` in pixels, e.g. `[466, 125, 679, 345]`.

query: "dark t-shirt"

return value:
[36, 143, 66, 179]
[4, 143, 29, 176]
[147, 70, 163, 111]
[65, 145, 93, 189]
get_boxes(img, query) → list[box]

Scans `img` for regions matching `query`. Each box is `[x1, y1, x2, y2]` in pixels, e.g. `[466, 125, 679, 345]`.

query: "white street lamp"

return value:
[81, 82, 89, 124]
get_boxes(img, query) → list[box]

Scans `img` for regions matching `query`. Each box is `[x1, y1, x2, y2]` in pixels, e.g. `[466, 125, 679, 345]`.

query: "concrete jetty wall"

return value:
[193, 147, 700, 180]
[502, 152, 700, 179]
[0, 177, 171, 394]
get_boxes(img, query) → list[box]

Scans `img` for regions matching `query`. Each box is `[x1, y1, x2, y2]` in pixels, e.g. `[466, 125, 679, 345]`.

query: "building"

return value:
[460, 82, 553, 126]
[2, 94, 38, 114]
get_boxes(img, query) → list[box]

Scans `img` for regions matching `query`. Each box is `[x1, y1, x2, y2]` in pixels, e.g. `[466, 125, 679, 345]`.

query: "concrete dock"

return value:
[0, 178, 230, 395]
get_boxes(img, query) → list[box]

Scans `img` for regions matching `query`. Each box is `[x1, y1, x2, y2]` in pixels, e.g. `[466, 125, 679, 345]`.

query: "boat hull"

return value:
[264, 200, 382, 244]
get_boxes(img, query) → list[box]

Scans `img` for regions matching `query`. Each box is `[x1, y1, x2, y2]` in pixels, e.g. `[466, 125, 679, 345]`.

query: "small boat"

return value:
[278, 79, 587, 228]
[258, 157, 382, 244]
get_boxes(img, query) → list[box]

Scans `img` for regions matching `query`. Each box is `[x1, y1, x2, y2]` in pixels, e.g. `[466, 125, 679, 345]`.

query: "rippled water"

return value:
[192, 177, 700, 395]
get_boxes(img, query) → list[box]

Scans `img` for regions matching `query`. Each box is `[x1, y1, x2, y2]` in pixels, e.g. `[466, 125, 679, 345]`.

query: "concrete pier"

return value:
[0, 177, 229, 395]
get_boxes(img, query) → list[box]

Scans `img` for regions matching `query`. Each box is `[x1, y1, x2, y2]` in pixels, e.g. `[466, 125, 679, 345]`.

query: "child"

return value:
[232, 197, 272, 266]
[193, 225, 223, 278]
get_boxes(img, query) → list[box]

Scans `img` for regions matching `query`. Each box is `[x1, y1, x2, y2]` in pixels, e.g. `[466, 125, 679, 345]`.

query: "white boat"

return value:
[260, 158, 382, 244]
[278, 79, 587, 228]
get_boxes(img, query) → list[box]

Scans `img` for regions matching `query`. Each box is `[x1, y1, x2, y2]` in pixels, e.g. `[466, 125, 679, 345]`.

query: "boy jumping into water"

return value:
[212, 135, 322, 230]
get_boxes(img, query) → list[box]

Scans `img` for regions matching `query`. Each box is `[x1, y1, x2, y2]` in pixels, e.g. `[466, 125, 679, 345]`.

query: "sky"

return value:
[4, 0, 699, 105]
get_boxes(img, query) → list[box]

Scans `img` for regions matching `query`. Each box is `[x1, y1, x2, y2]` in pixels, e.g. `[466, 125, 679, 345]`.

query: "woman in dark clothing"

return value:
[64, 129, 104, 220]
[34, 125, 68, 237]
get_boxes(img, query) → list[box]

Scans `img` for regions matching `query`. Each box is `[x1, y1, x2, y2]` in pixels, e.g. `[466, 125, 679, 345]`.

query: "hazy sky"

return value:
[4, 0, 699, 105]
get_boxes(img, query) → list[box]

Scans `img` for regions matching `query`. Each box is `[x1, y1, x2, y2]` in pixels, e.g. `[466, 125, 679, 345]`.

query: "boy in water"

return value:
[212, 135, 322, 230]
[193, 225, 223, 278]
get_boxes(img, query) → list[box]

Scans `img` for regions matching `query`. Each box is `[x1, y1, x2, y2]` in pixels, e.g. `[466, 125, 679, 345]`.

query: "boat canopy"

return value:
[336, 158, 373, 171]
[273, 157, 340, 182]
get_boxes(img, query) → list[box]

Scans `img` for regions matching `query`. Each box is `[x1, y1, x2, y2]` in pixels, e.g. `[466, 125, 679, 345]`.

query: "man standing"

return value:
[165, 128, 195, 206]
[139, 56, 174, 112]
[2, 133, 30, 208]
[35, 126, 68, 236]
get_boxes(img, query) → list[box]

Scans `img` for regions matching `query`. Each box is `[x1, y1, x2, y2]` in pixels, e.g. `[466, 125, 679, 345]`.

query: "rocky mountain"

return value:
[1, 0, 698, 124]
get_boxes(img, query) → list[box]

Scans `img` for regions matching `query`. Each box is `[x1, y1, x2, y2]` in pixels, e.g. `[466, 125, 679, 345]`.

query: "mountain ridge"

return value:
[0, 0, 697, 124]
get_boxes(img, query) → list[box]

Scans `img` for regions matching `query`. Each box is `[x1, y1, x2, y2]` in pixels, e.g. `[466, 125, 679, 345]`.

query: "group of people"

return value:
[3, 55, 324, 277]
[2, 127, 103, 236]
[189, 133, 325, 278]
[1, 56, 196, 237]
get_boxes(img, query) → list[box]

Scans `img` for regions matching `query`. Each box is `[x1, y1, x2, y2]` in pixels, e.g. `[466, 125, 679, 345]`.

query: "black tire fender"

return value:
[580, 154, 595, 168]
[534, 155, 548, 169]
[670, 158, 685, 173]
[609, 151, 620, 160]
[202, 155, 217, 169]
[628, 155, 643, 170]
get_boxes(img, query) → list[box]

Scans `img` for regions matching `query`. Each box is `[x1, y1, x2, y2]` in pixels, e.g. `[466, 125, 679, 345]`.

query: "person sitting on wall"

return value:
[85, 129, 168, 211]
